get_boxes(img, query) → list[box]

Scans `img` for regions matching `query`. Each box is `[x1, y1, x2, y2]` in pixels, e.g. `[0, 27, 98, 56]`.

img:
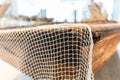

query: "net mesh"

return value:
[0, 24, 94, 80]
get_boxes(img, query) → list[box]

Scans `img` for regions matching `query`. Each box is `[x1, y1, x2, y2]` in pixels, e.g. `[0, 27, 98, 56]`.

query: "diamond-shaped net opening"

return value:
[0, 24, 94, 80]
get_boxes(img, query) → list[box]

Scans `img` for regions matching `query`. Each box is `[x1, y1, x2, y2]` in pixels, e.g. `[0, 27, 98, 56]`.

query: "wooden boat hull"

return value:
[90, 23, 120, 73]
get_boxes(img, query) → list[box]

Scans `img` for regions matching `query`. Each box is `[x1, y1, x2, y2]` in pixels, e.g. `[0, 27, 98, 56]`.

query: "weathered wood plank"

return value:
[90, 23, 120, 73]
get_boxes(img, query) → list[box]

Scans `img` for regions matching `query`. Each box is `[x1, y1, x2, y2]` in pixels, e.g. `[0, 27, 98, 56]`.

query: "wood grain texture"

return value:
[90, 23, 120, 73]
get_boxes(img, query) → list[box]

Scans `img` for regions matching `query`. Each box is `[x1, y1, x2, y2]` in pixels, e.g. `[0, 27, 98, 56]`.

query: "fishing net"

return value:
[0, 24, 94, 80]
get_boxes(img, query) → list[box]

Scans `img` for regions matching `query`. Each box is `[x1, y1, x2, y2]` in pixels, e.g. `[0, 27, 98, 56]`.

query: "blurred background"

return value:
[0, 0, 120, 27]
[0, 0, 120, 80]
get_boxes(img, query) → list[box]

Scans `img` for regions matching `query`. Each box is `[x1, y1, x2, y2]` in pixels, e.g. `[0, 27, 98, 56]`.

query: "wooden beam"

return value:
[90, 23, 120, 73]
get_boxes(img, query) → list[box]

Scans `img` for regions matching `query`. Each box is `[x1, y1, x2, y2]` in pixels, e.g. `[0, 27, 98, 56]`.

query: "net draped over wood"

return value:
[0, 24, 94, 80]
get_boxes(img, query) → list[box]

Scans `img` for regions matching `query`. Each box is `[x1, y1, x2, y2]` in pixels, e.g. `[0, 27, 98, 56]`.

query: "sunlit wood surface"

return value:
[90, 23, 120, 73]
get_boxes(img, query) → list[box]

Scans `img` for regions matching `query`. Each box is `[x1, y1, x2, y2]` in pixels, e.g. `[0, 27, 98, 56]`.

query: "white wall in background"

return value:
[112, 0, 120, 21]
[16, 0, 87, 22]
[0, 0, 9, 4]
[1, 0, 103, 22]
[6, 0, 18, 16]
